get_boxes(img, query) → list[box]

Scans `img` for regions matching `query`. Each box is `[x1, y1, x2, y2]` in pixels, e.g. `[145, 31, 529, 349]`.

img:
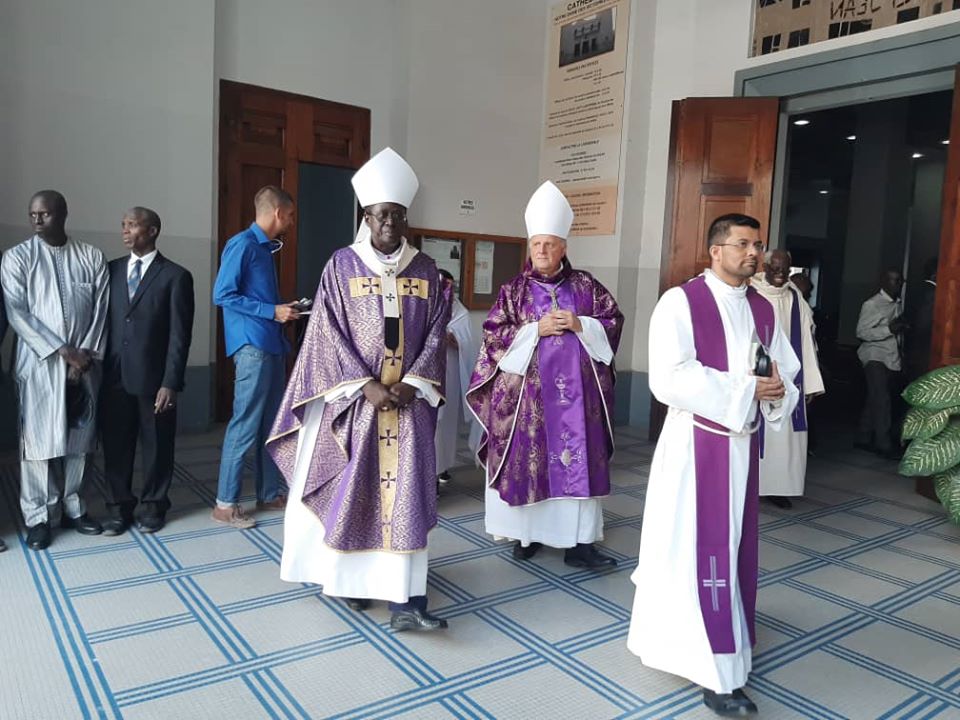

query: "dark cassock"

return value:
[265, 148, 452, 630]
[467, 181, 623, 568]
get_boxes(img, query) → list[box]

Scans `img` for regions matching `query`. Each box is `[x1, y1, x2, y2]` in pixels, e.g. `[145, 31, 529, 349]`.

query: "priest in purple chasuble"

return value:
[751, 249, 824, 509]
[467, 181, 623, 569]
[627, 214, 800, 717]
[265, 148, 453, 632]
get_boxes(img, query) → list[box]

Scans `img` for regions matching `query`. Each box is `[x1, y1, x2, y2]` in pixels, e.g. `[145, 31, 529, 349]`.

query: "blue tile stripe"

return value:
[3, 428, 959, 719]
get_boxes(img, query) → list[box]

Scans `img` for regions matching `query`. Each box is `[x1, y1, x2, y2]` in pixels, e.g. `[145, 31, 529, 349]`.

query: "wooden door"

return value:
[916, 68, 960, 501]
[931, 68, 960, 372]
[217, 80, 370, 420]
[650, 97, 780, 440]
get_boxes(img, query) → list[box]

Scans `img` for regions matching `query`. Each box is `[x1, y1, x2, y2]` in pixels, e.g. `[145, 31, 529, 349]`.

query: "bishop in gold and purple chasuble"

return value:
[266, 245, 450, 555]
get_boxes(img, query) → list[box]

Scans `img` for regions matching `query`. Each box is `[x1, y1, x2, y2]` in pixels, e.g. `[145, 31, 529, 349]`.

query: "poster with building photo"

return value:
[421, 237, 463, 295]
[539, 0, 630, 236]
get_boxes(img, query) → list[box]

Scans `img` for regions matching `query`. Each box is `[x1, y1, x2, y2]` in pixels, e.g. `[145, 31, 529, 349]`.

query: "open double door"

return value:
[654, 71, 960, 484]
[659, 91, 959, 370]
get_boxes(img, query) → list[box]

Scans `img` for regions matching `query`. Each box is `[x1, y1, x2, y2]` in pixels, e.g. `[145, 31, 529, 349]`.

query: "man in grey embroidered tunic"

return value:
[0, 190, 109, 550]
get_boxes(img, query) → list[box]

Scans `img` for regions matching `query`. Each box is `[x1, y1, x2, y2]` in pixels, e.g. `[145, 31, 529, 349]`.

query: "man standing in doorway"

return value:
[628, 214, 799, 716]
[855, 268, 905, 459]
[752, 249, 824, 508]
[213, 186, 300, 529]
[467, 181, 623, 569]
[1, 190, 109, 551]
[266, 148, 452, 631]
[99, 207, 195, 535]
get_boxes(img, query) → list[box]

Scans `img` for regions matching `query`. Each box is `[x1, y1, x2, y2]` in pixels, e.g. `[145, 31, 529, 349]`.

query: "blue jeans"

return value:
[216, 344, 285, 504]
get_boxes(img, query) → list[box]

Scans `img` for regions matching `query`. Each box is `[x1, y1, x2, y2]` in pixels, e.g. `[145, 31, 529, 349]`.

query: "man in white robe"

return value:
[1, 190, 109, 551]
[628, 214, 800, 716]
[435, 268, 482, 482]
[752, 249, 824, 508]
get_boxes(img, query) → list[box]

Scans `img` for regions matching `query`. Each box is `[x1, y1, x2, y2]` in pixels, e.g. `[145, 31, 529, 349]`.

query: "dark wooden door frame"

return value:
[216, 80, 370, 421]
[650, 97, 780, 441]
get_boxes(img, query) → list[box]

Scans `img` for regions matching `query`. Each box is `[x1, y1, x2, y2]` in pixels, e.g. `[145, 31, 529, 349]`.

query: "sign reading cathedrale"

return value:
[539, 0, 631, 237]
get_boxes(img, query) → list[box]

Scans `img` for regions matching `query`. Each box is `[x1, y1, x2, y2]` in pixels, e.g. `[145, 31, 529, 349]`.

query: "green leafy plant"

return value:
[900, 365, 960, 524]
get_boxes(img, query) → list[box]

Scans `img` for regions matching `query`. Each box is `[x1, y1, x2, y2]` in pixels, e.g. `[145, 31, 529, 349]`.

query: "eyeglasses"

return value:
[366, 209, 407, 224]
[715, 241, 765, 253]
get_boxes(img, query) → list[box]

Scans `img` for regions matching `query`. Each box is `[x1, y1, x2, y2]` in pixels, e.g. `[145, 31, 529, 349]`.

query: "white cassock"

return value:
[627, 270, 799, 694]
[751, 276, 824, 497]
[482, 315, 615, 548]
[436, 298, 482, 474]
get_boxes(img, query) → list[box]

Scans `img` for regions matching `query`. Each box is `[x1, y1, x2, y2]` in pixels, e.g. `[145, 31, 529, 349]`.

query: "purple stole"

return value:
[788, 288, 807, 431]
[681, 275, 774, 654]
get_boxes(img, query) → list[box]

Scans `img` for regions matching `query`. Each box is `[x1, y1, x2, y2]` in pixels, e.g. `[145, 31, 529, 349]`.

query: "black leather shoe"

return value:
[390, 607, 449, 632]
[346, 598, 371, 611]
[765, 496, 793, 509]
[136, 516, 165, 534]
[101, 517, 129, 537]
[564, 543, 617, 569]
[0, 537, 7, 552]
[26, 522, 52, 551]
[61, 514, 102, 536]
[702, 688, 758, 716]
[512, 541, 542, 560]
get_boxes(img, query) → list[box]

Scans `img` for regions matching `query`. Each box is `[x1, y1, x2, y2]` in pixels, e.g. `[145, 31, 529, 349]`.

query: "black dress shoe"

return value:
[26, 522, 52, 551]
[702, 688, 758, 716]
[136, 516, 165, 534]
[346, 598, 371, 611]
[564, 543, 617, 569]
[101, 517, 129, 537]
[61, 514, 102, 536]
[0, 537, 7, 552]
[512, 541, 542, 560]
[390, 607, 449, 632]
[764, 496, 793, 509]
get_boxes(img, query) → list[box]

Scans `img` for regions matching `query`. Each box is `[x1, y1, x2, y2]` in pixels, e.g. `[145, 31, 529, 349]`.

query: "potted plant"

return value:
[898, 365, 960, 524]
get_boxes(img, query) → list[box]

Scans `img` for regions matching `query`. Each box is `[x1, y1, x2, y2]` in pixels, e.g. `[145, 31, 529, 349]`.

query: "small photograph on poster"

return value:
[421, 237, 463, 296]
[558, 7, 615, 68]
[474, 241, 495, 295]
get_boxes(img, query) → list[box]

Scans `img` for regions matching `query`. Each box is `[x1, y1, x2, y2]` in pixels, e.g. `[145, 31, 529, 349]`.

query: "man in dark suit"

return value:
[100, 207, 194, 535]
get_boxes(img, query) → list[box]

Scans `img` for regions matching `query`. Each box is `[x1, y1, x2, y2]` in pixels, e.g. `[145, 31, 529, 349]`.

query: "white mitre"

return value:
[351, 147, 419, 209]
[524, 181, 574, 239]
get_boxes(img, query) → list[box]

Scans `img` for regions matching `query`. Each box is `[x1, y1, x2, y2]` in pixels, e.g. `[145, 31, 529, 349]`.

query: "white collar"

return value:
[879, 289, 900, 303]
[351, 237, 418, 277]
[704, 268, 747, 297]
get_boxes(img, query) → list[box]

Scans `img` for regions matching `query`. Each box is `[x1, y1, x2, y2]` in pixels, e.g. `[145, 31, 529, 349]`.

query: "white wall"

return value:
[0, 0, 217, 368]
[405, 0, 546, 240]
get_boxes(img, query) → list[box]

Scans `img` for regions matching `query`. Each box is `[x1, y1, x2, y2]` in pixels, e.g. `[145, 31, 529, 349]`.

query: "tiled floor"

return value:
[1, 426, 959, 719]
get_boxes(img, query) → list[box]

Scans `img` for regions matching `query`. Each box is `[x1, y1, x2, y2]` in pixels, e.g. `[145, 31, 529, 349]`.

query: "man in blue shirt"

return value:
[213, 186, 300, 528]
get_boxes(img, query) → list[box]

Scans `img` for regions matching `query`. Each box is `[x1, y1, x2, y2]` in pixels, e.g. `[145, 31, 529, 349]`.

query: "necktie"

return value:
[128, 259, 142, 299]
